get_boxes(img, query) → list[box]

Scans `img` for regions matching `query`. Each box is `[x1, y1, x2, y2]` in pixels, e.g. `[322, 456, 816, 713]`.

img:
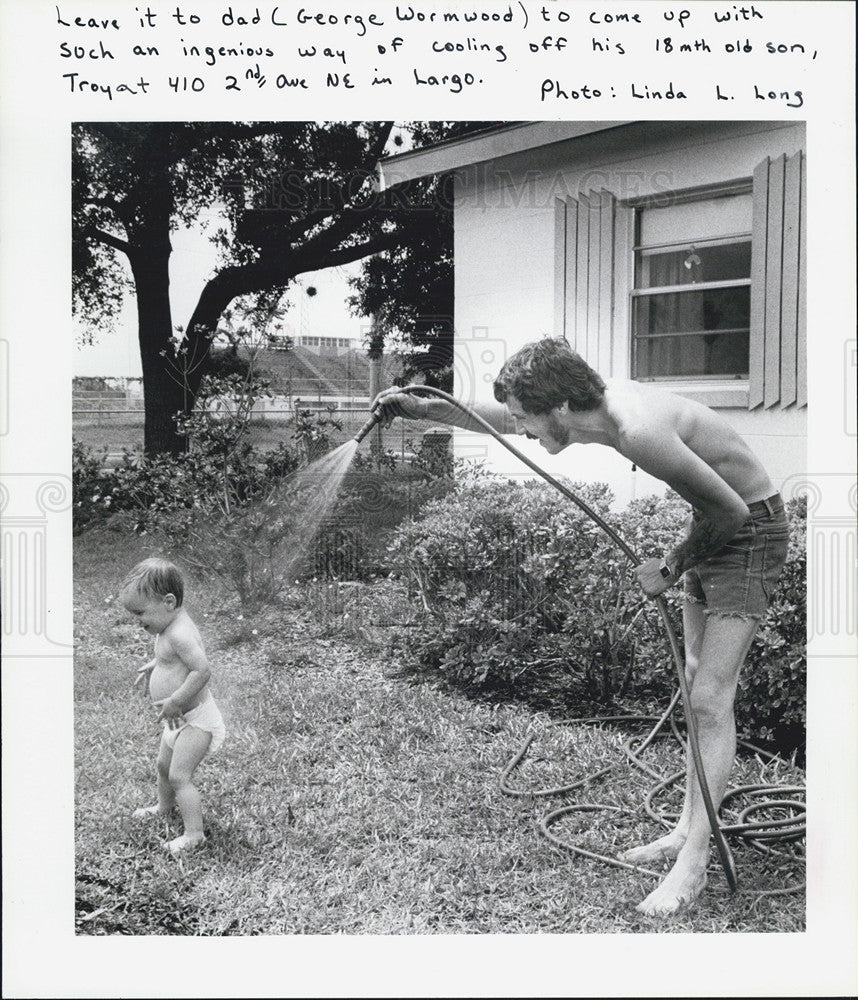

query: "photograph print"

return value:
[72, 119, 807, 935]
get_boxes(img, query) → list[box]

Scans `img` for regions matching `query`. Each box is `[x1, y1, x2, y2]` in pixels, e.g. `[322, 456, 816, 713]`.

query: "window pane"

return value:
[632, 286, 750, 378]
[636, 240, 751, 287]
[639, 193, 752, 244]
[633, 286, 750, 336]
[634, 331, 749, 378]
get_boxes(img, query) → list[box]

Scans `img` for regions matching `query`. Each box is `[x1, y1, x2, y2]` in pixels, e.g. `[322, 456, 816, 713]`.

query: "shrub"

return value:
[151, 482, 311, 610]
[736, 495, 807, 752]
[313, 462, 456, 579]
[72, 440, 110, 535]
[388, 479, 654, 709]
[387, 483, 807, 753]
[74, 401, 338, 608]
[289, 402, 343, 465]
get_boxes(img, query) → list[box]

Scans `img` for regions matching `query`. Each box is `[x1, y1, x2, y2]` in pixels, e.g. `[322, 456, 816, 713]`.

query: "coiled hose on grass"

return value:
[499, 709, 805, 895]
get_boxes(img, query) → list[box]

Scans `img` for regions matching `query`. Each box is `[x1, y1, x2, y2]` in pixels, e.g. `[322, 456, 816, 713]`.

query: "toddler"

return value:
[120, 558, 225, 854]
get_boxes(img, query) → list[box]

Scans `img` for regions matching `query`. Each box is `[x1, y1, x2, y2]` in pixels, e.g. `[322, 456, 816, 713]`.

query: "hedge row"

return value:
[386, 480, 806, 754]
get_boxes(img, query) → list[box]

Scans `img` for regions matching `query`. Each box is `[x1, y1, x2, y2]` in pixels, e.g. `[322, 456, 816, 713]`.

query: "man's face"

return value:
[506, 395, 570, 454]
[121, 589, 177, 635]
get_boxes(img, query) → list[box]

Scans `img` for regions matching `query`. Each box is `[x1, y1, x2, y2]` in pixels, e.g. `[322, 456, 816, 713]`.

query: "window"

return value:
[553, 152, 804, 407]
[631, 192, 752, 381]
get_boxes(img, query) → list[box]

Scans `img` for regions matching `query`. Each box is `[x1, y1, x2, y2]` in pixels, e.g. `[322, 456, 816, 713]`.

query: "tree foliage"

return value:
[72, 121, 494, 453]
[348, 121, 503, 387]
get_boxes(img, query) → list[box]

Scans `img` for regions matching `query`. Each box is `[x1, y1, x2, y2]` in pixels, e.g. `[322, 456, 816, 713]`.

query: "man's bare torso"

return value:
[602, 380, 774, 506]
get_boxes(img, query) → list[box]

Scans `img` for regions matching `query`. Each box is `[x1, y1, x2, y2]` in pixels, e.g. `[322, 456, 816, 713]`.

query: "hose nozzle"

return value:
[353, 409, 383, 444]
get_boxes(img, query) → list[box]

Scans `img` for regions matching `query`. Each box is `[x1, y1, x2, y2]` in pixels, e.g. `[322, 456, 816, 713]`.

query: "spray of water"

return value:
[268, 439, 360, 583]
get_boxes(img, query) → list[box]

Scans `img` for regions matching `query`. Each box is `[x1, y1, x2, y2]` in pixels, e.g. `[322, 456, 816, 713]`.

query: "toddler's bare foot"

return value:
[619, 831, 686, 866]
[635, 858, 707, 916]
[133, 804, 172, 819]
[166, 833, 205, 855]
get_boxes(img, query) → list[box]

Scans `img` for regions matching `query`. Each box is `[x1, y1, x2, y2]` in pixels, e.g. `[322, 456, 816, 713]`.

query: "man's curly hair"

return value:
[493, 338, 606, 413]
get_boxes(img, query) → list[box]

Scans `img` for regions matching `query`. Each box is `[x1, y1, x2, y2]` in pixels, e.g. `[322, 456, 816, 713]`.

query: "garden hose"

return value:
[372, 385, 743, 889]
[500, 712, 805, 894]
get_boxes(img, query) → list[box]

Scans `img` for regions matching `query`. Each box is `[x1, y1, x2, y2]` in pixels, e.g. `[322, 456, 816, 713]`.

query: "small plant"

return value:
[289, 403, 343, 465]
[150, 364, 329, 609]
[411, 430, 454, 479]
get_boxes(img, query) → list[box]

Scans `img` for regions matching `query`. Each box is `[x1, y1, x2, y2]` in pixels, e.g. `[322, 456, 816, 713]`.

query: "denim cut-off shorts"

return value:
[683, 494, 789, 620]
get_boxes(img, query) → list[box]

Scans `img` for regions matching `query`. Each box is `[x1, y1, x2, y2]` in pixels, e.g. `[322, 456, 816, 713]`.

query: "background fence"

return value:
[73, 394, 441, 468]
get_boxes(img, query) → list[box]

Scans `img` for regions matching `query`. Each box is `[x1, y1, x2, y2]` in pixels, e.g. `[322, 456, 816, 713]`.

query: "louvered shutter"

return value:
[554, 190, 630, 376]
[749, 152, 806, 409]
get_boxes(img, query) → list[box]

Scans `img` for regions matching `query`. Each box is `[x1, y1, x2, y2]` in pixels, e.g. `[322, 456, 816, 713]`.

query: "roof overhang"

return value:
[377, 121, 635, 189]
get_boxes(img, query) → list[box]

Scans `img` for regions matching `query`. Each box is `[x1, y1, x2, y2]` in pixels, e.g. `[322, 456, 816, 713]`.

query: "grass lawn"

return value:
[75, 526, 805, 935]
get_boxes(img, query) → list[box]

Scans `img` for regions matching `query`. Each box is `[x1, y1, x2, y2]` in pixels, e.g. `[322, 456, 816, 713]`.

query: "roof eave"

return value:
[377, 120, 636, 189]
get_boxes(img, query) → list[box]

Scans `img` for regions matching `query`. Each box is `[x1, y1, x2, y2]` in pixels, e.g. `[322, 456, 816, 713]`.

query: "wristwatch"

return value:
[659, 558, 675, 580]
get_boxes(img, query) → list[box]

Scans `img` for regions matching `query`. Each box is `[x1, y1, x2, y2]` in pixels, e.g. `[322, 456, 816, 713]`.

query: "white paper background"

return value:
[1, 1, 855, 996]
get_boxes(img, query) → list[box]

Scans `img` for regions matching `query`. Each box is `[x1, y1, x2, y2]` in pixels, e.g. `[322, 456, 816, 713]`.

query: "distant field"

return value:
[72, 413, 441, 458]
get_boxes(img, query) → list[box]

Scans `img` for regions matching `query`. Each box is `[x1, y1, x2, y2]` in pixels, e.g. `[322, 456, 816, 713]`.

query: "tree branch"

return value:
[300, 231, 409, 273]
[84, 195, 126, 213]
[86, 225, 131, 255]
[367, 122, 395, 166]
[213, 229, 409, 306]
[275, 123, 395, 244]
[179, 227, 409, 385]
[296, 206, 372, 257]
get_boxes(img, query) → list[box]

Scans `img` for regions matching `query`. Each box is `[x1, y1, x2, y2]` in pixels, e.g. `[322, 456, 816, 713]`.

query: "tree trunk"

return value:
[125, 153, 187, 457]
[181, 273, 245, 405]
[130, 248, 185, 456]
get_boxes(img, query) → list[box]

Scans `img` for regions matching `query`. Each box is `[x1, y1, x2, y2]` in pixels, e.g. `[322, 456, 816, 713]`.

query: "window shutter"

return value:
[749, 152, 806, 409]
[554, 189, 624, 375]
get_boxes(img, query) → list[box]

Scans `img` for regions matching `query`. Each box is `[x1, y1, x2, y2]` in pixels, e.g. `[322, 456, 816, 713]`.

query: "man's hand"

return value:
[155, 697, 185, 729]
[133, 660, 155, 691]
[371, 388, 430, 424]
[635, 557, 676, 599]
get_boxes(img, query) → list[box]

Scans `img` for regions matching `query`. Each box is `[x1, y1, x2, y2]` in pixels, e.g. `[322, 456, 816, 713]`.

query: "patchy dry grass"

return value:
[75, 527, 805, 935]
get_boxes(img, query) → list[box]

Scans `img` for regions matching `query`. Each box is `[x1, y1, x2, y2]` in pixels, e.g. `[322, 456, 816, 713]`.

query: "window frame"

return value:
[624, 179, 754, 402]
[628, 188, 753, 386]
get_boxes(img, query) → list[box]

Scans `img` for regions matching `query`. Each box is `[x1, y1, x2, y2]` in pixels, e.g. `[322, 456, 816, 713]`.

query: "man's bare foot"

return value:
[619, 830, 686, 866]
[166, 833, 205, 855]
[635, 861, 707, 916]
[133, 804, 172, 819]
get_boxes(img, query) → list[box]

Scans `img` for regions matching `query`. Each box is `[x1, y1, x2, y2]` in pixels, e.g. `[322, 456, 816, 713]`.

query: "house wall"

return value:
[451, 120, 807, 505]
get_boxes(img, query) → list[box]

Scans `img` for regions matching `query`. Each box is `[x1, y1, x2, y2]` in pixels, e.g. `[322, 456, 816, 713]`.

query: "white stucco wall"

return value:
[450, 120, 807, 504]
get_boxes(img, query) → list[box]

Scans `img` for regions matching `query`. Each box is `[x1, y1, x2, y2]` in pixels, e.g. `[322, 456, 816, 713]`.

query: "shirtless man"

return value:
[374, 338, 789, 915]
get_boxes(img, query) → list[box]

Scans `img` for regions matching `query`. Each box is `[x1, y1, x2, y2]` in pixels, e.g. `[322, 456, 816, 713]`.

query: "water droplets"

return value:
[269, 440, 361, 583]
